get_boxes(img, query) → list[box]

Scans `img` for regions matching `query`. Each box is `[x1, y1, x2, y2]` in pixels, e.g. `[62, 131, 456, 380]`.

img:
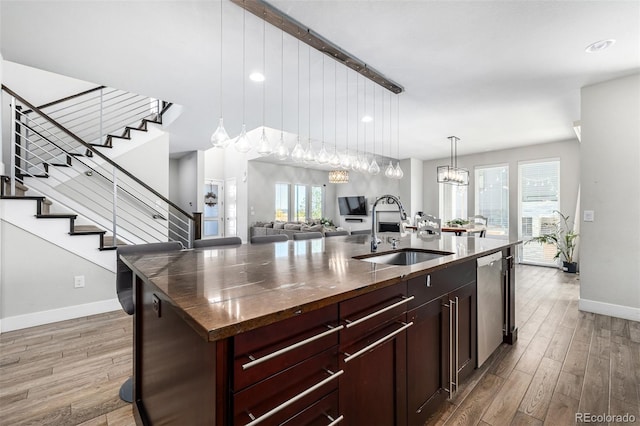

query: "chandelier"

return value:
[328, 170, 349, 184]
[437, 136, 469, 185]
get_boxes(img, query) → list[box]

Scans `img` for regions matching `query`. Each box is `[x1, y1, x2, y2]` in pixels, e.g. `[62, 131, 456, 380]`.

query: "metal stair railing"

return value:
[23, 86, 163, 149]
[3, 84, 195, 248]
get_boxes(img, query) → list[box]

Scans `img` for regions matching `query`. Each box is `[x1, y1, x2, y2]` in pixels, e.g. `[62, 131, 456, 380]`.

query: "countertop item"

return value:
[120, 233, 520, 342]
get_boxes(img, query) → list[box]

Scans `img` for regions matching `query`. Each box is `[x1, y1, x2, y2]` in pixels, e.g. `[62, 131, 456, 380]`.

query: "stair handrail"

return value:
[21, 85, 106, 115]
[2, 84, 194, 222]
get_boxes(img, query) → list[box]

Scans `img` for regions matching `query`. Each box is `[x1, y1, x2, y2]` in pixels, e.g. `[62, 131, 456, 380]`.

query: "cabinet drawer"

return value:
[234, 304, 339, 391]
[233, 347, 341, 426]
[280, 390, 340, 426]
[407, 261, 476, 308]
[340, 283, 408, 344]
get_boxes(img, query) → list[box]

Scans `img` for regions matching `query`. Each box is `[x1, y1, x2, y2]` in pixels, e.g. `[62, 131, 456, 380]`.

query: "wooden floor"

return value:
[0, 265, 638, 425]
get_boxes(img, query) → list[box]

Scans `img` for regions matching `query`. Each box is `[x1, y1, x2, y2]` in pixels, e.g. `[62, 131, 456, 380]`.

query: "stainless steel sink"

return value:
[353, 248, 454, 266]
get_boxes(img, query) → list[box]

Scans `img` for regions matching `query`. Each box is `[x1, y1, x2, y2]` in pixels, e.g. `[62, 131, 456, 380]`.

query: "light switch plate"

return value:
[583, 210, 595, 222]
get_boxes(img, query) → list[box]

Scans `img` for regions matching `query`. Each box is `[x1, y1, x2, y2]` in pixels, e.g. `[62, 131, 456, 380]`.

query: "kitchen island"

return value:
[121, 233, 519, 425]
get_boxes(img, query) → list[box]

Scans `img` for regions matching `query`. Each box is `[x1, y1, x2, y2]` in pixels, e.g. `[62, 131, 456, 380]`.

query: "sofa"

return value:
[250, 221, 335, 239]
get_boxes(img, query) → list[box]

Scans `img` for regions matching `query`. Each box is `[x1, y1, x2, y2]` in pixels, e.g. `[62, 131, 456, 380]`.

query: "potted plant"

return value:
[526, 211, 579, 273]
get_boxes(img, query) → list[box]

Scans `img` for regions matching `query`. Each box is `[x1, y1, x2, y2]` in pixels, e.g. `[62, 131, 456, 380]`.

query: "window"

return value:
[439, 183, 467, 224]
[518, 159, 560, 265]
[275, 183, 289, 222]
[475, 165, 509, 238]
[294, 184, 307, 222]
[310, 186, 323, 220]
[274, 183, 325, 222]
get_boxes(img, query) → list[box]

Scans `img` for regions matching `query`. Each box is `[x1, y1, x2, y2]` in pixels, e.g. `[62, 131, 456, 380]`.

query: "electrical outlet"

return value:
[74, 275, 85, 288]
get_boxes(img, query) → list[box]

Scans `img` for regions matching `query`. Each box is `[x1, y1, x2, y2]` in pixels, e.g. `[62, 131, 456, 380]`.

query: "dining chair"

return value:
[250, 234, 289, 244]
[193, 236, 242, 248]
[293, 232, 324, 240]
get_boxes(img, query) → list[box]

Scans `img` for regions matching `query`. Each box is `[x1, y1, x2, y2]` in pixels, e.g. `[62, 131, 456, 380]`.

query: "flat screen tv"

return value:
[338, 196, 368, 216]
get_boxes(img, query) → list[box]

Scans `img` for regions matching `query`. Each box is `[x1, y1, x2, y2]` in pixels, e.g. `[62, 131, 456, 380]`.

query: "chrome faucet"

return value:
[371, 194, 408, 252]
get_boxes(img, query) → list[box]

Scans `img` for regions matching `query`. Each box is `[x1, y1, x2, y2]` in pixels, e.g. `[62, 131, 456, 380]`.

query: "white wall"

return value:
[423, 139, 581, 241]
[171, 151, 200, 215]
[398, 158, 424, 221]
[579, 73, 640, 321]
[0, 221, 118, 331]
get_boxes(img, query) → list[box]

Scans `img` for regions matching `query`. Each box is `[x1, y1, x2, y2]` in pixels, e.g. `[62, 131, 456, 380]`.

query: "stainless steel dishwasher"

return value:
[476, 251, 504, 367]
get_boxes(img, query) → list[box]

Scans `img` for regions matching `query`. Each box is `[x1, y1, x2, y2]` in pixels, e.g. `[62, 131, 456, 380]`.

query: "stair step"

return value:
[70, 230, 106, 236]
[89, 143, 112, 148]
[36, 214, 77, 219]
[99, 246, 119, 251]
[50, 163, 71, 167]
[69, 152, 85, 157]
[1, 195, 45, 201]
[72, 225, 105, 233]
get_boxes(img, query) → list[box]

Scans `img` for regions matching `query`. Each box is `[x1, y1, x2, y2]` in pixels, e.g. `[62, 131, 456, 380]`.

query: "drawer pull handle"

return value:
[327, 414, 344, 426]
[344, 321, 413, 363]
[242, 325, 344, 370]
[244, 369, 344, 426]
[345, 296, 415, 329]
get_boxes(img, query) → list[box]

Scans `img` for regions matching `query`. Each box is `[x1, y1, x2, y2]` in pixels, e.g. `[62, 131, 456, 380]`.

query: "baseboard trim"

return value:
[579, 298, 640, 322]
[1, 298, 121, 333]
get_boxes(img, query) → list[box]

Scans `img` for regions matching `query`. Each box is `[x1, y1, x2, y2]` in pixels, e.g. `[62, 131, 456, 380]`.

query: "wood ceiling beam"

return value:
[230, 0, 404, 94]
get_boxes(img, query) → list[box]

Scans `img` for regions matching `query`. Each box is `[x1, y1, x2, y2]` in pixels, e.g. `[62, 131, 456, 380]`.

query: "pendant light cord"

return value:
[334, 59, 337, 153]
[280, 18, 284, 137]
[345, 63, 348, 153]
[219, 0, 223, 115]
[262, 9, 266, 128]
[311, 46, 314, 146]
[242, 1, 246, 124]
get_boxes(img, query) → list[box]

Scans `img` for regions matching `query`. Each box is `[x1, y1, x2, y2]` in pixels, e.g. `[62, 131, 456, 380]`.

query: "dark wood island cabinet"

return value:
[122, 234, 519, 425]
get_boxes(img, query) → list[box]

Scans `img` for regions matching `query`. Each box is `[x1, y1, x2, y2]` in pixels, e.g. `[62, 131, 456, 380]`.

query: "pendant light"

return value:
[340, 65, 352, 170]
[329, 59, 341, 168]
[359, 77, 370, 173]
[384, 91, 395, 178]
[368, 84, 380, 175]
[256, 10, 272, 156]
[234, 1, 252, 153]
[290, 38, 305, 162]
[211, 0, 230, 148]
[316, 53, 331, 164]
[303, 46, 316, 164]
[352, 73, 361, 172]
[394, 93, 404, 179]
[437, 136, 468, 185]
[275, 18, 289, 160]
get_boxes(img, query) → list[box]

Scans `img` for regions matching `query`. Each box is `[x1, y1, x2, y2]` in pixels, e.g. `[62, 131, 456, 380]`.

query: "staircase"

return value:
[1, 84, 195, 258]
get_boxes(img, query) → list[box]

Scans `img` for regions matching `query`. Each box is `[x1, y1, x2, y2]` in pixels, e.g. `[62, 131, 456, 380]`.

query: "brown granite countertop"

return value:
[120, 234, 520, 342]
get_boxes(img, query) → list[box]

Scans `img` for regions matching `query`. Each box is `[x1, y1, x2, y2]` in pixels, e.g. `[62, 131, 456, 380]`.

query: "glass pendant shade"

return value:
[340, 150, 352, 169]
[368, 158, 380, 175]
[234, 124, 252, 153]
[329, 150, 341, 168]
[275, 134, 289, 160]
[394, 161, 404, 179]
[303, 141, 316, 163]
[291, 138, 305, 162]
[211, 117, 230, 148]
[384, 161, 395, 178]
[317, 144, 330, 164]
[351, 154, 360, 171]
[256, 129, 272, 156]
[358, 156, 369, 173]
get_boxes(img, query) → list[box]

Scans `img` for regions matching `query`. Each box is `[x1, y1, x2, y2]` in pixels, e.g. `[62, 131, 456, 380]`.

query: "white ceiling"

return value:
[1, 1, 639, 161]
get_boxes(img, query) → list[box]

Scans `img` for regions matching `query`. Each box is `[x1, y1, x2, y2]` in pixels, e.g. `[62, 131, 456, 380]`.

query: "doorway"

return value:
[203, 180, 224, 238]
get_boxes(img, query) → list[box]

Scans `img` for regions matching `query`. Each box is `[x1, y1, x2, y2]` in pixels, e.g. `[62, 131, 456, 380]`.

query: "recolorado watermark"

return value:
[576, 412, 636, 423]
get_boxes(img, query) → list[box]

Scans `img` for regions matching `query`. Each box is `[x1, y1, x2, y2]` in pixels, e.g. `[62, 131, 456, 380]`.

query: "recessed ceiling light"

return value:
[585, 39, 616, 53]
[249, 72, 265, 82]
[361, 115, 373, 123]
